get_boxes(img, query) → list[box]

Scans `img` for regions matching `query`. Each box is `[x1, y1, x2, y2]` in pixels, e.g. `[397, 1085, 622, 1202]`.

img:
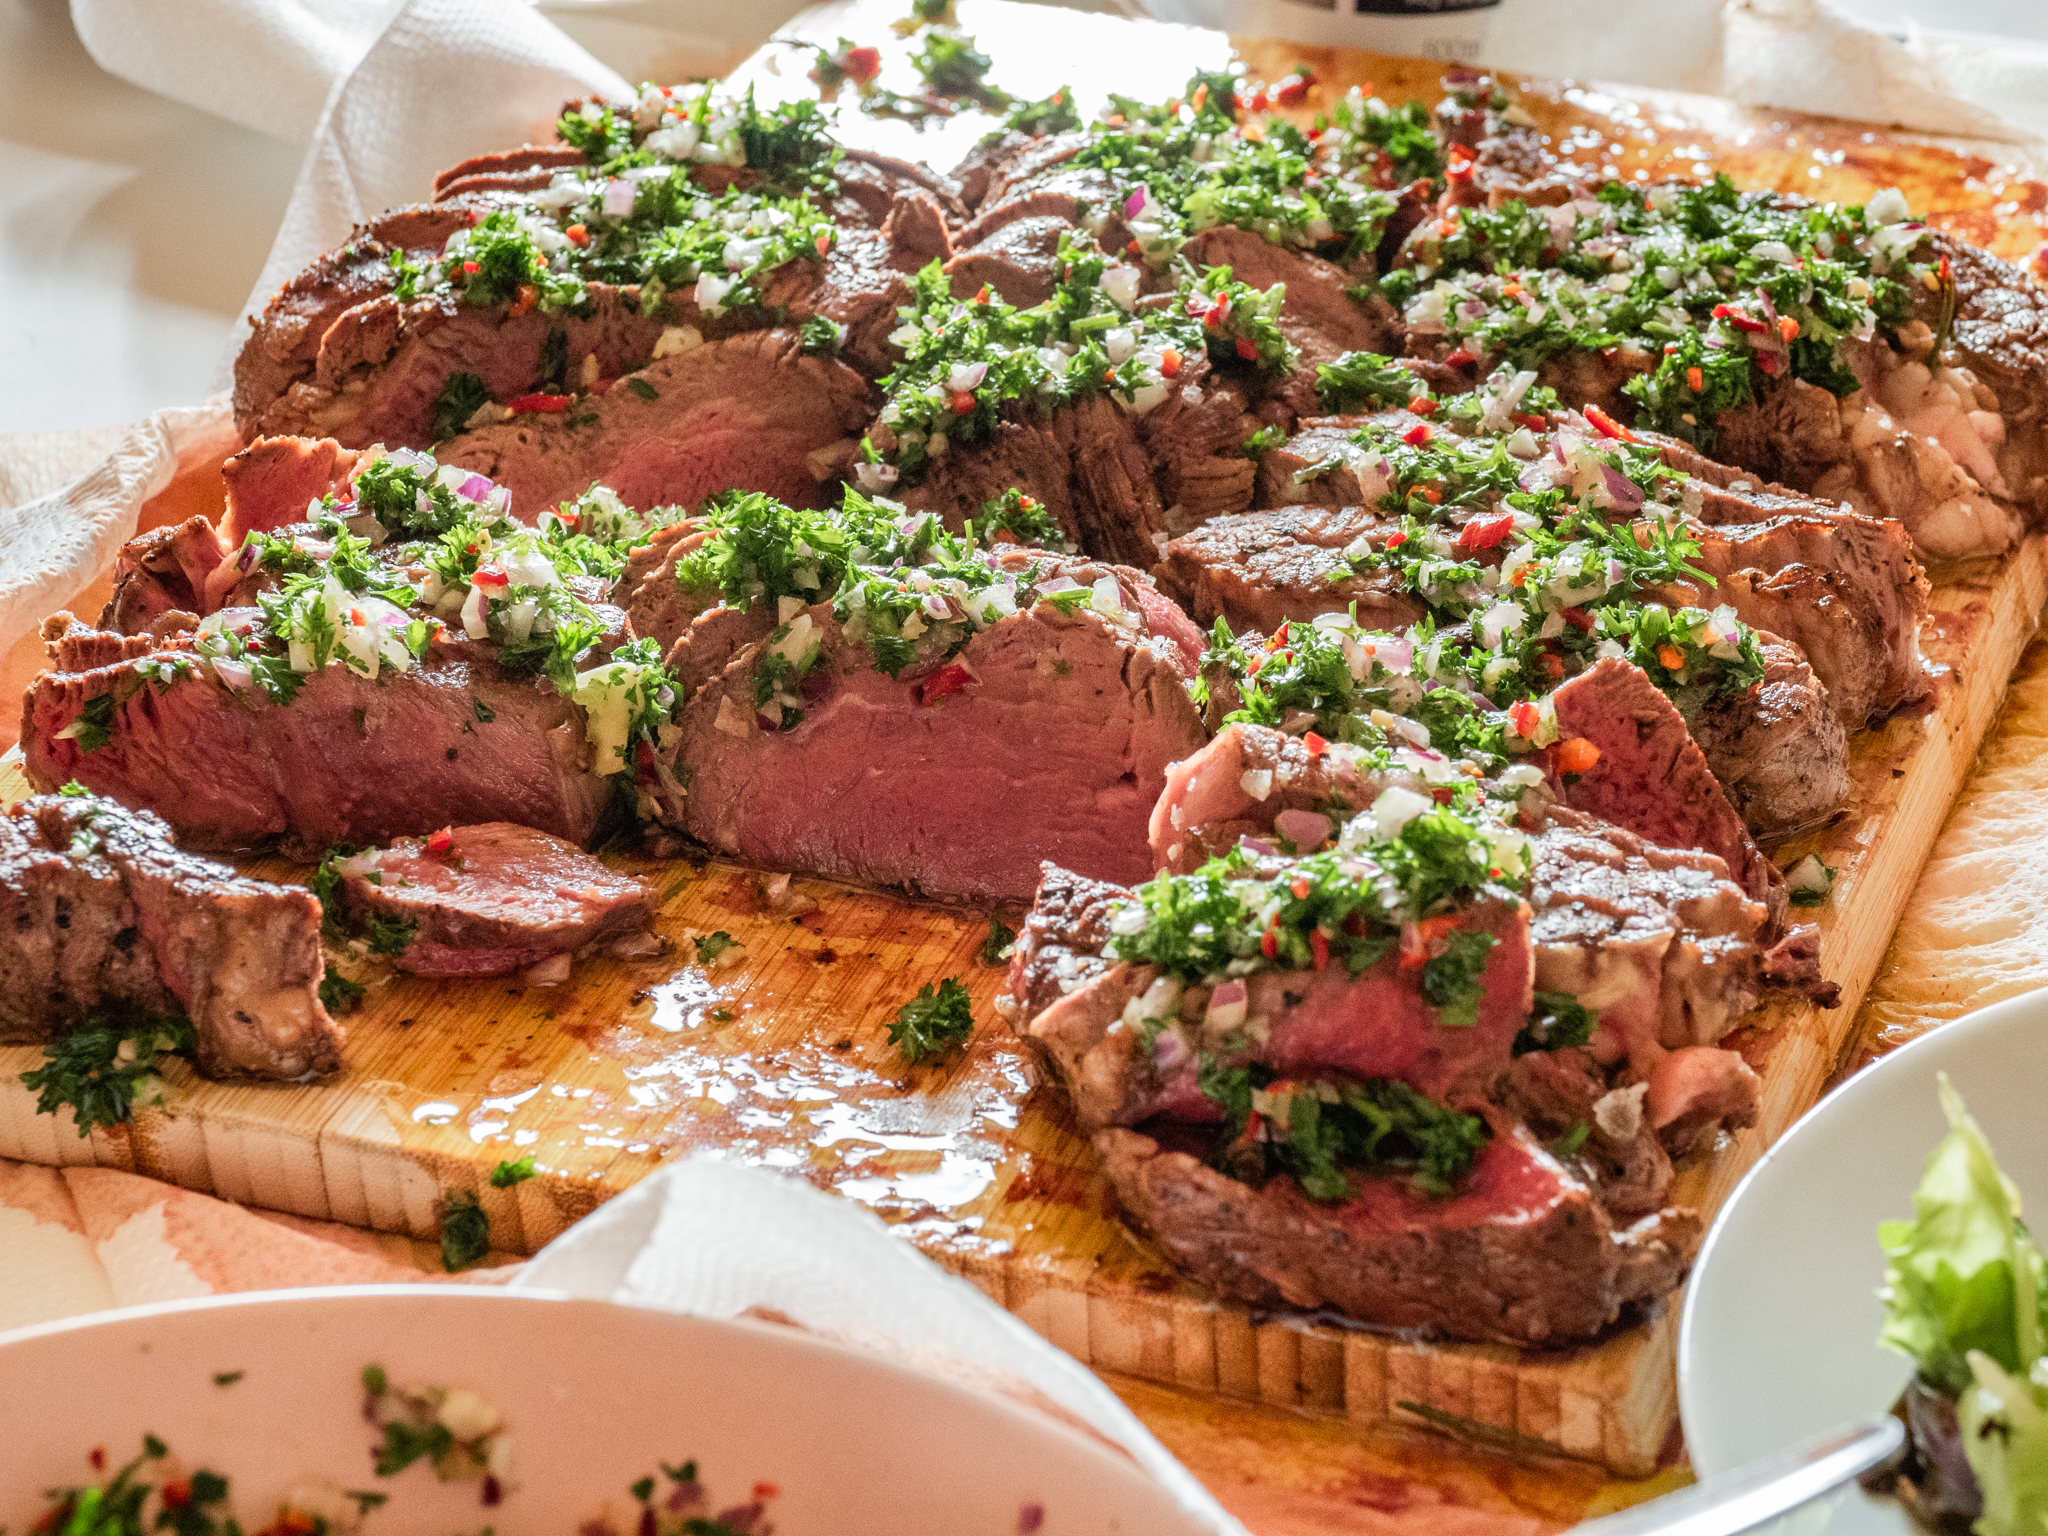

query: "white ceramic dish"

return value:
[0, 1286, 1208, 1536]
[1678, 986, 2048, 1536]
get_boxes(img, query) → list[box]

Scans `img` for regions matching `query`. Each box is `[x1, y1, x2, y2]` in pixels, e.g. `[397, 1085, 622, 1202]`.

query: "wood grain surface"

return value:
[5, 0, 2048, 1480]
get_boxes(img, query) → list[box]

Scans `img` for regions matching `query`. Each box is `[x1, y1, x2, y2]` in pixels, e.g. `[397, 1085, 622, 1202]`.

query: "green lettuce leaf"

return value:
[1959, 1351, 2048, 1536]
[1879, 1075, 2048, 1399]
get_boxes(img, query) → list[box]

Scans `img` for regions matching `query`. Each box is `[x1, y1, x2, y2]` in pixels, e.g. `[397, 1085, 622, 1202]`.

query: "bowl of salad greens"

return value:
[1680, 987, 2048, 1536]
[0, 1286, 1218, 1536]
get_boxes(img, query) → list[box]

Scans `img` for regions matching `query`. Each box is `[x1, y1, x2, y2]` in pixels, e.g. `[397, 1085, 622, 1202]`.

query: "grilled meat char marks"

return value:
[677, 568, 1208, 904]
[332, 822, 660, 977]
[0, 793, 339, 1081]
[23, 616, 618, 857]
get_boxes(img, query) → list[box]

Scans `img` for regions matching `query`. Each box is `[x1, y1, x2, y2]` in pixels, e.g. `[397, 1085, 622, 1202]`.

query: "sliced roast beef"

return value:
[0, 793, 339, 1081]
[1145, 724, 1795, 1056]
[240, 225, 905, 450]
[1152, 504, 1421, 635]
[221, 436, 364, 546]
[1546, 659, 1785, 926]
[1010, 864, 1531, 1135]
[1522, 804, 1768, 1064]
[438, 329, 873, 513]
[330, 822, 659, 977]
[21, 618, 617, 856]
[1179, 227, 1400, 420]
[1094, 1120, 1699, 1346]
[1684, 634, 1848, 839]
[902, 372, 1260, 566]
[676, 583, 1207, 903]
[431, 144, 586, 200]
[944, 214, 1069, 306]
[1928, 232, 2048, 521]
[610, 520, 779, 695]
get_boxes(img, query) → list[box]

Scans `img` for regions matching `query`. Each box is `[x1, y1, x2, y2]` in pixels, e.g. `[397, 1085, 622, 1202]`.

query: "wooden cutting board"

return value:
[6, 0, 2048, 1477]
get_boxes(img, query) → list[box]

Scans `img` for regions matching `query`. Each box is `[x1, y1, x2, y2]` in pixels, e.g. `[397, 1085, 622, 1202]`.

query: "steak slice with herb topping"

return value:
[0, 792, 339, 1081]
[21, 619, 619, 857]
[1095, 1120, 1700, 1346]
[329, 822, 659, 977]
[438, 329, 873, 513]
[676, 572, 1208, 903]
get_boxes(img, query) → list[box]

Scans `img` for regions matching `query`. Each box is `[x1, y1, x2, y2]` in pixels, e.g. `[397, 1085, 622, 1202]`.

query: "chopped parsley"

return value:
[439, 1188, 491, 1272]
[694, 930, 739, 964]
[54, 690, 118, 752]
[1515, 990, 1600, 1055]
[1005, 86, 1080, 135]
[1395, 174, 1929, 446]
[1108, 801, 1528, 986]
[887, 976, 975, 1063]
[1203, 1063, 1488, 1199]
[30, 1438, 238, 1536]
[21, 1015, 196, 1135]
[431, 372, 493, 441]
[979, 913, 1016, 965]
[912, 31, 1008, 109]
[490, 1153, 537, 1188]
[1419, 926, 1498, 1028]
[1316, 349, 1426, 414]
[320, 965, 367, 1014]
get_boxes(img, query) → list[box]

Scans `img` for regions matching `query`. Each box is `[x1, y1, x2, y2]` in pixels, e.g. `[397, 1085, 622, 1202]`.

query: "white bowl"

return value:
[1678, 987, 2048, 1535]
[0, 1286, 1209, 1536]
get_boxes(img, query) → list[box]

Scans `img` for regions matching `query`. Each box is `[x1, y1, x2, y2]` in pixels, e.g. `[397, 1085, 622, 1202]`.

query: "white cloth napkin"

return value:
[514, 1156, 1248, 1536]
[70, 0, 630, 356]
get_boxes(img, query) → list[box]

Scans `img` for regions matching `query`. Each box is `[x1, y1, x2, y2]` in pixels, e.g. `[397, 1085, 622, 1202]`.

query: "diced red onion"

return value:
[458, 473, 494, 502]
[1124, 184, 1151, 220]
[211, 658, 253, 691]
[1237, 836, 1277, 857]
[1599, 463, 1644, 511]
[1274, 807, 1333, 850]
[1372, 634, 1413, 671]
[1151, 1030, 1187, 1072]
[921, 592, 950, 620]
[947, 360, 988, 393]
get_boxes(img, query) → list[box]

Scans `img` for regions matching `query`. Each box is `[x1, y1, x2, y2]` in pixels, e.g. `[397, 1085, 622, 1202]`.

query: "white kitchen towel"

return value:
[0, 403, 234, 660]
[514, 1155, 1249, 1536]
[70, 0, 630, 357]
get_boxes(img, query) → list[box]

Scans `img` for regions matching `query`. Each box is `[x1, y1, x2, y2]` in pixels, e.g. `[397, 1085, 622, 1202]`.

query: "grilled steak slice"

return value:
[1145, 724, 1795, 1057]
[1153, 503, 1418, 634]
[1930, 232, 2048, 520]
[1179, 227, 1400, 420]
[331, 822, 658, 977]
[1151, 508, 1855, 840]
[902, 378, 1264, 565]
[677, 584, 1208, 903]
[22, 619, 616, 856]
[0, 793, 339, 1081]
[221, 436, 364, 546]
[1010, 866, 1532, 1134]
[1684, 633, 1848, 839]
[438, 329, 872, 513]
[1547, 659, 1784, 926]
[1095, 1121, 1699, 1347]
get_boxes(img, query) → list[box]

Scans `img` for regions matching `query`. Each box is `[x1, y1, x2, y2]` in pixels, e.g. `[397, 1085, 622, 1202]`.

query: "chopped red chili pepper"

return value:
[1235, 335, 1259, 361]
[917, 661, 975, 705]
[426, 826, 456, 856]
[1303, 731, 1328, 758]
[950, 390, 977, 414]
[565, 224, 589, 246]
[1310, 929, 1330, 969]
[1561, 606, 1594, 632]
[1454, 512, 1517, 552]
[1407, 395, 1437, 415]
[508, 393, 570, 413]
[1584, 404, 1635, 441]
[1260, 928, 1279, 959]
[1402, 421, 1434, 446]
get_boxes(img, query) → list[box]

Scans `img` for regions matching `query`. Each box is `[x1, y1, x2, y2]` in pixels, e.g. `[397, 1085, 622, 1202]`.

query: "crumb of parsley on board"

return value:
[888, 976, 975, 1064]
